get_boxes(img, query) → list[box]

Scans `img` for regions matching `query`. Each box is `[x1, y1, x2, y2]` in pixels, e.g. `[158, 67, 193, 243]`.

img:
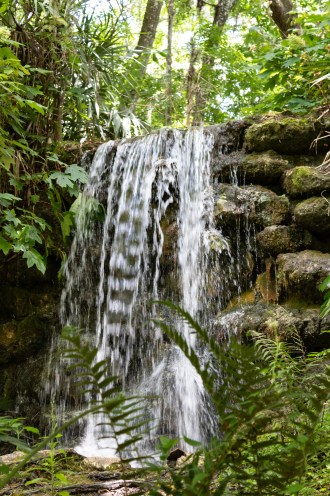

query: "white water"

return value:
[59, 128, 226, 456]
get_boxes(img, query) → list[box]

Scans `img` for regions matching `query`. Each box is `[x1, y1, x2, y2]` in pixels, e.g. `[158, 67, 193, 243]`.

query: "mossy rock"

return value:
[215, 184, 290, 229]
[257, 225, 312, 257]
[243, 185, 290, 227]
[245, 117, 320, 154]
[215, 303, 330, 350]
[276, 250, 330, 305]
[282, 166, 330, 198]
[241, 150, 290, 185]
[0, 286, 59, 322]
[294, 196, 330, 235]
[0, 315, 48, 365]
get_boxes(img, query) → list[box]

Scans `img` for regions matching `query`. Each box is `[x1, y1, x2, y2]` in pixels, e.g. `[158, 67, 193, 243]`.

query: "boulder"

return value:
[257, 225, 312, 257]
[83, 456, 122, 469]
[282, 166, 330, 198]
[215, 303, 330, 350]
[294, 196, 330, 235]
[243, 186, 290, 227]
[215, 184, 290, 229]
[214, 184, 246, 228]
[276, 250, 330, 304]
[0, 315, 48, 365]
[241, 150, 289, 185]
[245, 117, 320, 154]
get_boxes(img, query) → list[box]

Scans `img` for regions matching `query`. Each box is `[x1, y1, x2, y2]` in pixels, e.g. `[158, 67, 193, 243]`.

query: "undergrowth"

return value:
[0, 280, 330, 495]
[147, 301, 330, 495]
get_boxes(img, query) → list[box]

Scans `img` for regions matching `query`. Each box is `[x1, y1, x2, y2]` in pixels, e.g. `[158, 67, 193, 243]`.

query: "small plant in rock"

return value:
[319, 275, 330, 318]
[24, 404, 69, 496]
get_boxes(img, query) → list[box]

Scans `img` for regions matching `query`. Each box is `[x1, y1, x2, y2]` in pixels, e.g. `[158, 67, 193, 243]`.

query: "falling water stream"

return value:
[58, 127, 233, 456]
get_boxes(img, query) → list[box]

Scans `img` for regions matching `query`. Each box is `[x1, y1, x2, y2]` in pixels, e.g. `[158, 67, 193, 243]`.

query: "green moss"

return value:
[245, 117, 320, 154]
[283, 297, 319, 310]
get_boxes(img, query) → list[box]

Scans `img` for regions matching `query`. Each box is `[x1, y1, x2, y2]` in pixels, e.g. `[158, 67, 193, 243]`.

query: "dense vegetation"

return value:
[0, 0, 329, 272]
[0, 290, 330, 494]
[0, 1, 330, 494]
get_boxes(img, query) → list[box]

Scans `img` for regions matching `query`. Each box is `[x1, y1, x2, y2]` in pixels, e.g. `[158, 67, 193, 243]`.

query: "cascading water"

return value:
[57, 127, 231, 456]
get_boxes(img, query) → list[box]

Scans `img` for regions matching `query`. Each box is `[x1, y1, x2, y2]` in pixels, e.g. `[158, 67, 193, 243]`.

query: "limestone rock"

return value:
[243, 185, 290, 227]
[214, 184, 246, 227]
[241, 150, 289, 185]
[257, 225, 312, 257]
[0, 450, 25, 465]
[215, 184, 290, 228]
[245, 117, 319, 154]
[83, 455, 122, 470]
[276, 250, 330, 304]
[215, 303, 330, 350]
[282, 166, 330, 198]
[294, 196, 330, 235]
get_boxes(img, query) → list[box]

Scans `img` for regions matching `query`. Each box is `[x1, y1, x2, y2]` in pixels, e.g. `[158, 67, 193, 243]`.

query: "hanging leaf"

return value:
[0, 236, 11, 255]
[22, 248, 46, 274]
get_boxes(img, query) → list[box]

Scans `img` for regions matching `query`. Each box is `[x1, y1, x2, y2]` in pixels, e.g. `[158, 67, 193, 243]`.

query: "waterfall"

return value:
[58, 127, 228, 456]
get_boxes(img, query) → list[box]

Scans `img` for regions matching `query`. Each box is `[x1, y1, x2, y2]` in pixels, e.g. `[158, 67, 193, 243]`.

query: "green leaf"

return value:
[22, 248, 46, 274]
[0, 47, 18, 61]
[24, 426, 40, 435]
[0, 236, 11, 255]
[319, 276, 330, 292]
[55, 472, 68, 483]
[60, 211, 74, 241]
[285, 483, 305, 494]
[0, 192, 21, 207]
[158, 436, 178, 452]
[66, 164, 88, 183]
[0, 464, 10, 474]
[183, 436, 202, 448]
[48, 171, 74, 189]
[24, 99, 46, 114]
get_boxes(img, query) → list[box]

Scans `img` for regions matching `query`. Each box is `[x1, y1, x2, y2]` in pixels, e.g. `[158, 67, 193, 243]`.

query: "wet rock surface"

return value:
[216, 303, 330, 351]
[283, 166, 330, 198]
[294, 196, 330, 234]
[241, 150, 290, 185]
[276, 250, 330, 305]
[0, 253, 61, 415]
[213, 115, 330, 350]
[257, 225, 312, 257]
[215, 184, 290, 228]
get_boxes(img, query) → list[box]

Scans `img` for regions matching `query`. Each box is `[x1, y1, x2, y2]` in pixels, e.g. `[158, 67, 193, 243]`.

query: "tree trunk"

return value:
[119, 0, 163, 121]
[165, 0, 174, 125]
[190, 0, 239, 125]
[269, 0, 297, 38]
[135, 0, 164, 70]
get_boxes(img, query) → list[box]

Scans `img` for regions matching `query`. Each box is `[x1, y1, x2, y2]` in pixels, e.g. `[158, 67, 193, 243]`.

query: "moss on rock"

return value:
[245, 117, 320, 154]
[282, 166, 330, 198]
[241, 150, 290, 184]
[215, 303, 330, 350]
[243, 185, 290, 227]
